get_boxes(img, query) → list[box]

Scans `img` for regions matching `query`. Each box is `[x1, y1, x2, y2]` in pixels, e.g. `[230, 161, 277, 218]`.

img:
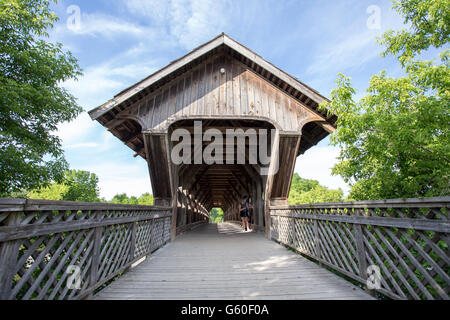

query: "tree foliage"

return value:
[0, 0, 82, 195]
[27, 182, 68, 201]
[28, 170, 100, 202]
[110, 193, 154, 206]
[27, 172, 155, 205]
[209, 207, 224, 223]
[378, 0, 449, 65]
[320, 0, 449, 200]
[62, 170, 100, 202]
[288, 174, 344, 205]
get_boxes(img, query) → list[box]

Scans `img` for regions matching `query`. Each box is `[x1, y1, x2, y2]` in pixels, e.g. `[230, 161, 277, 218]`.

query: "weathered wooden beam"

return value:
[0, 213, 21, 299]
[230, 171, 250, 195]
[104, 118, 127, 130]
[185, 166, 209, 191]
[0, 212, 172, 242]
[269, 211, 450, 233]
[123, 131, 143, 144]
[270, 135, 301, 200]
[235, 166, 253, 193]
[143, 134, 172, 199]
[271, 197, 450, 209]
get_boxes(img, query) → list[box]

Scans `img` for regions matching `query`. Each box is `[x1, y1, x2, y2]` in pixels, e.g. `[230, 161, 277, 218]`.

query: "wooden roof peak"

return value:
[88, 33, 333, 123]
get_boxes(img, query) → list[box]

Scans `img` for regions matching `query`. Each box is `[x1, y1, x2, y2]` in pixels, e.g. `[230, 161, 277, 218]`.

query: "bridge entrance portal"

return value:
[89, 34, 336, 240]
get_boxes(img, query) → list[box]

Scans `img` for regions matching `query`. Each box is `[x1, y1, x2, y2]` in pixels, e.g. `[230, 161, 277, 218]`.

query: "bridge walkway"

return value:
[94, 223, 373, 300]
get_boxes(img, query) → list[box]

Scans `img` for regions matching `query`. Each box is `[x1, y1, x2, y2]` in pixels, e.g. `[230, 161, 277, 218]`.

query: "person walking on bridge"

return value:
[240, 195, 253, 232]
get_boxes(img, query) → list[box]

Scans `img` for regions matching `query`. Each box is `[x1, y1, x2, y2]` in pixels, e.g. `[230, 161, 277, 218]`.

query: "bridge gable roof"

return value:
[88, 33, 336, 128]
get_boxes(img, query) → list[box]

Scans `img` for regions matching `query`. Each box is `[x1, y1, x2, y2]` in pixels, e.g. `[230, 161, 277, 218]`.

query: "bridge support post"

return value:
[171, 194, 178, 242]
[0, 212, 21, 300]
[314, 220, 322, 266]
[169, 166, 179, 242]
[144, 133, 173, 207]
[88, 222, 104, 298]
[264, 134, 301, 238]
[354, 224, 376, 296]
[154, 198, 172, 207]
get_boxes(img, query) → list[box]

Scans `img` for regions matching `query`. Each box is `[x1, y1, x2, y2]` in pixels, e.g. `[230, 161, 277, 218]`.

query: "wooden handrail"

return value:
[0, 198, 170, 212]
[270, 196, 450, 210]
[269, 212, 449, 232]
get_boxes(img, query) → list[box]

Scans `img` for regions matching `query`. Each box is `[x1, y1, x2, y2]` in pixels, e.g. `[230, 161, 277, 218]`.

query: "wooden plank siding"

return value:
[117, 55, 324, 135]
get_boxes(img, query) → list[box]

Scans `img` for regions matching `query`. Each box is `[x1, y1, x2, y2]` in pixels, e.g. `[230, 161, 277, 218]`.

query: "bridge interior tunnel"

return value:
[96, 116, 330, 238]
[170, 119, 274, 233]
[88, 34, 337, 240]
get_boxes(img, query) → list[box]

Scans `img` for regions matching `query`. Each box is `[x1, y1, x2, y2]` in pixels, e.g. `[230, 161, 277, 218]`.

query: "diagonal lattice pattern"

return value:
[270, 197, 449, 300]
[0, 199, 172, 300]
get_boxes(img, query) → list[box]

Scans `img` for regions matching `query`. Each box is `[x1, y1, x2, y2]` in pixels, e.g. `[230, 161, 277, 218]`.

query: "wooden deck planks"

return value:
[94, 223, 374, 300]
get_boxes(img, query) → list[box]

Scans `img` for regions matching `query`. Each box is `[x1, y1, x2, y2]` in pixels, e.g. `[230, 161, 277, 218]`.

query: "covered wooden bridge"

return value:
[88, 33, 336, 238]
[0, 35, 448, 300]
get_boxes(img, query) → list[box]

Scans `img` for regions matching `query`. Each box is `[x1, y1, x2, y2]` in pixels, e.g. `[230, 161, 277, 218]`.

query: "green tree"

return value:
[138, 193, 154, 206]
[320, 0, 449, 200]
[28, 170, 100, 202]
[379, 0, 449, 66]
[209, 208, 224, 223]
[290, 174, 320, 194]
[109, 193, 154, 205]
[0, 0, 82, 196]
[28, 182, 68, 200]
[110, 193, 131, 204]
[288, 174, 344, 204]
[63, 170, 100, 202]
[128, 196, 138, 204]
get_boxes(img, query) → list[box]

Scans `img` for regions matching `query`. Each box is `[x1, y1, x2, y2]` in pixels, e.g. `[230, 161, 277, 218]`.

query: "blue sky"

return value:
[48, 0, 407, 200]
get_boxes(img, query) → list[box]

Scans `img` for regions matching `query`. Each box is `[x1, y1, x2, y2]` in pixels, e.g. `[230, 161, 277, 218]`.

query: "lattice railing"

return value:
[0, 199, 172, 300]
[270, 197, 450, 300]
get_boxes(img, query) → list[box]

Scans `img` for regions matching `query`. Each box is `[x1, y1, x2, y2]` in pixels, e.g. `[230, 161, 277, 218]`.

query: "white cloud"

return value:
[125, 0, 171, 23]
[172, 0, 230, 49]
[63, 68, 123, 110]
[306, 32, 381, 76]
[63, 129, 115, 150]
[304, 1, 406, 78]
[125, 0, 231, 49]
[77, 14, 147, 38]
[55, 112, 96, 145]
[52, 12, 153, 40]
[55, 60, 158, 153]
[63, 56, 160, 110]
[77, 162, 152, 200]
[65, 142, 99, 149]
[294, 146, 350, 195]
[99, 177, 151, 200]
[55, 61, 149, 147]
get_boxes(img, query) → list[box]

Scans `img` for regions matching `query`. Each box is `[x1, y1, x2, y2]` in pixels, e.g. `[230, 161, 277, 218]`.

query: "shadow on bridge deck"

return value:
[93, 223, 374, 300]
